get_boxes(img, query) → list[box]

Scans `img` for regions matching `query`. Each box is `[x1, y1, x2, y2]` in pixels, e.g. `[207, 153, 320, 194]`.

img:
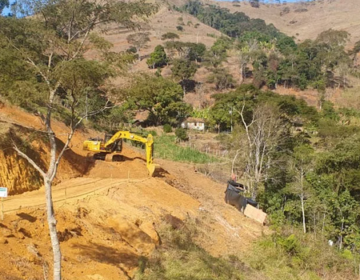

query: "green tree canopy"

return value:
[0, 0, 9, 14]
[124, 75, 192, 125]
[171, 58, 197, 95]
[207, 68, 235, 90]
[147, 45, 168, 69]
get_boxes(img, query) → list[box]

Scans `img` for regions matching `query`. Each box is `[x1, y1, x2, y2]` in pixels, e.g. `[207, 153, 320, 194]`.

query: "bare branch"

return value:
[47, 51, 53, 75]
[49, 129, 75, 182]
[12, 141, 46, 178]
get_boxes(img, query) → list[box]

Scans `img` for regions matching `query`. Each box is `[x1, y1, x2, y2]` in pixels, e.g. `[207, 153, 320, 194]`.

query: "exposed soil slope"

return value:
[0, 105, 97, 195]
[0, 103, 268, 279]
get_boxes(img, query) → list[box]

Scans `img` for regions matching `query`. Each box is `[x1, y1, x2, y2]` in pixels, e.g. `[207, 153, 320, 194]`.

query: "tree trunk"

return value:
[300, 169, 306, 234]
[231, 150, 240, 175]
[239, 64, 244, 84]
[137, 48, 141, 61]
[252, 184, 257, 201]
[45, 178, 61, 280]
[301, 194, 306, 233]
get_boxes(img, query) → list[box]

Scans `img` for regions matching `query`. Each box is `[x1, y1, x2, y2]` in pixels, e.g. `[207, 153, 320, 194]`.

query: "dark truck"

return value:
[224, 180, 258, 212]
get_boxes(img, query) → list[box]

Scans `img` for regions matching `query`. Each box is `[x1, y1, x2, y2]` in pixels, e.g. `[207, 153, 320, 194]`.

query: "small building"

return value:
[181, 117, 205, 131]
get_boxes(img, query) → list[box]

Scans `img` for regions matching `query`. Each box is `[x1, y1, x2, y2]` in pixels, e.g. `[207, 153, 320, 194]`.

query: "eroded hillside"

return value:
[0, 102, 268, 279]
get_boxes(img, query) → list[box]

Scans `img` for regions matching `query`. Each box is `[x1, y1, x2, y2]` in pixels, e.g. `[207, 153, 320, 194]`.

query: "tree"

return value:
[209, 84, 258, 132]
[161, 32, 180, 41]
[171, 58, 197, 96]
[250, 0, 260, 8]
[203, 37, 231, 69]
[147, 45, 168, 69]
[126, 32, 151, 61]
[124, 75, 192, 125]
[164, 41, 205, 62]
[0, 1, 157, 279]
[0, 0, 9, 14]
[287, 145, 314, 233]
[238, 103, 284, 199]
[207, 68, 235, 90]
[350, 40, 360, 67]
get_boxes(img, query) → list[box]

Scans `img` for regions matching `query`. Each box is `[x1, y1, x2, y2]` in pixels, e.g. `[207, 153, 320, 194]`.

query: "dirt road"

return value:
[2, 177, 147, 213]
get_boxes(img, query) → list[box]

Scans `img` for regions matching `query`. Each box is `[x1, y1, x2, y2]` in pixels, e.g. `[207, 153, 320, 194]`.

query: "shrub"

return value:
[135, 221, 243, 280]
[126, 46, 137, 53]
[163, 124, 172, 133]
[148, 130, 157, 137]
[161, 32, 180, 40]
[176, 25, 184, 31]
[294, 8, 308, 13]
[175, 127, 188, 141]
[280, 7, 290, 16]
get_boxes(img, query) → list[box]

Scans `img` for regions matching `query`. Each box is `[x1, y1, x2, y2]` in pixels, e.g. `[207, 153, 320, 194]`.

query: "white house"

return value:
[181, 117, 205, 131]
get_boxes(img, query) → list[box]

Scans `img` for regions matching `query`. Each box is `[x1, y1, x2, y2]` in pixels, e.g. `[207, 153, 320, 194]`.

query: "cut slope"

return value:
[0, 103, 98, 194]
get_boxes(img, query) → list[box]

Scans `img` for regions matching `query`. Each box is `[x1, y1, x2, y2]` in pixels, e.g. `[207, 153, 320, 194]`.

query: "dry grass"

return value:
[216, 0, 360, 47]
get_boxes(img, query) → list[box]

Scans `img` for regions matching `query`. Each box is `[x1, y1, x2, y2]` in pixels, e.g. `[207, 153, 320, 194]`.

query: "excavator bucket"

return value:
[105, 154, 113, 162]
[147, 164, 159, 177]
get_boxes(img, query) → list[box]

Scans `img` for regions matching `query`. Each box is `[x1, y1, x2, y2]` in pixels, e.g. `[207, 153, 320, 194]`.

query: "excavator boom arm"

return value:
[104, 131, 154, 167]
[84, 131, 156, 176]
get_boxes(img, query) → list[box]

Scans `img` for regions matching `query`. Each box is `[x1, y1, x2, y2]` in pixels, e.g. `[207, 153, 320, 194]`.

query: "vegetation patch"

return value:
[135, 221, 245, 280]
[154, 135, 218, 164]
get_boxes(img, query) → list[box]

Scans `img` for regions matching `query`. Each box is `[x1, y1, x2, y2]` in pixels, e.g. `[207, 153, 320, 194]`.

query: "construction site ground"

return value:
[0, 104, 268, 280]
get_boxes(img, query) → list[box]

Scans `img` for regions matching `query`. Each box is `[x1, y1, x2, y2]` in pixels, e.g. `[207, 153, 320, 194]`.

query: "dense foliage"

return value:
[210, 84, 360, 255]
[183, 0, 283, 40]
[123, 75, 192, 126]
[182, 1, 358, 92]
[147, 45, 168, 69]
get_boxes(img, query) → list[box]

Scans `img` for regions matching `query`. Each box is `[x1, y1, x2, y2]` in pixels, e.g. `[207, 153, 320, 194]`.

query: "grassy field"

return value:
[154, 135, 219, 164]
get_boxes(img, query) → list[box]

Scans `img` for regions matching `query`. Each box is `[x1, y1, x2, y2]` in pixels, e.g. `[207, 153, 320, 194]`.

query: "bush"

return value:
[176, 25, 184, 31]
[161, 32, 180, 40]
[163, 124, 172, 133]
[148, 130, 157, 137]
[135, 221, 243, 280]
[126, 46, 137, 53]
[175, 127, 188, 141]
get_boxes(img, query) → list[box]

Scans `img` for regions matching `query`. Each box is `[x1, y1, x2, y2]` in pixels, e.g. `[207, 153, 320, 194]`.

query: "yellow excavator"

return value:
[83, 131, 158, 176]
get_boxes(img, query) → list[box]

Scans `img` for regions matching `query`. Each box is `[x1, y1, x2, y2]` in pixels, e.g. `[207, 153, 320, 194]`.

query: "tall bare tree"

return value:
[0, 0, 156, 279]
[287, 144, 314, 234]
[237, 103, 283, 199]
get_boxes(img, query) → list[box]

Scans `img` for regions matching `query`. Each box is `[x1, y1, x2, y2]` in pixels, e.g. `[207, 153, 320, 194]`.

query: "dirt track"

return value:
[2, 177, 145, 213]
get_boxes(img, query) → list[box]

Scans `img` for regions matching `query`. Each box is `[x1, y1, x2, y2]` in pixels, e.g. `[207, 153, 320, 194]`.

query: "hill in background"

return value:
[214, 0, 360, 46]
